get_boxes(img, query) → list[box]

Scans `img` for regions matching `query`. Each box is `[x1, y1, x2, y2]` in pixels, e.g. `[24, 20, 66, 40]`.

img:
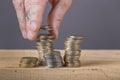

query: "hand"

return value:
[12, 0, 72, 40]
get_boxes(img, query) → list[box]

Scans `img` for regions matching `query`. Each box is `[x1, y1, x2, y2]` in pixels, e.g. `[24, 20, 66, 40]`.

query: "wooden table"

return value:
[0, 50, 120, 80]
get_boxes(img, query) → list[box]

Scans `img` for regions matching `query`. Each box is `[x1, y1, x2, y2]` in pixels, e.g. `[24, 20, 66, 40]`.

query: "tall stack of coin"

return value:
[36, 26, 55, 65]
[64, 36, 83, 67]
[19, 57, 38, 68]
[44, 51, 63, 68]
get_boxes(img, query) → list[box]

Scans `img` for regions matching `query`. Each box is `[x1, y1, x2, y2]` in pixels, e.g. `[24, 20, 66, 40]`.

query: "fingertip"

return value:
[22, 30, 27, 39]
[27, 31, 37, 41]
[30, 22, 38, 32]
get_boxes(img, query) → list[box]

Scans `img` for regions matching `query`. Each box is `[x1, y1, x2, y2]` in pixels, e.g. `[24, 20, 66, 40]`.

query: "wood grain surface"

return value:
[0, 50, 120, 80]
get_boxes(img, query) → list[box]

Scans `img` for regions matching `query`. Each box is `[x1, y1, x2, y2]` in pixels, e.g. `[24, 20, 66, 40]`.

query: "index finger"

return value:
[27, 0, 47, 40]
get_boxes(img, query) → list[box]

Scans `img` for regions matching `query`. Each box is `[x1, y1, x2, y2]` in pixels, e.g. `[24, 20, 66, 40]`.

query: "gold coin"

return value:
[67, 36, 84, 40]
[64, 56, 80, 61]
[19, 63, 36, 68]
[65, 50, 81, 56]
[40, 26, 53, 30]
[20, 57, 38, 64]
[65, 61, 81, 67]
[65, 63, 80, 67]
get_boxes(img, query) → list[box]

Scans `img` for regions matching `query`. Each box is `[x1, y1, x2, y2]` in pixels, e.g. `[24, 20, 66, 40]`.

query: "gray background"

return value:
[0, 0, 120, 49]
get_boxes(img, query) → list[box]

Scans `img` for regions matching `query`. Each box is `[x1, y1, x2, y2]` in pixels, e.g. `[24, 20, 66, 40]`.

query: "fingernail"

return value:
[27, 31, 34, 40]
[22, 31, 27, 39]
[30, 22, 37, 31]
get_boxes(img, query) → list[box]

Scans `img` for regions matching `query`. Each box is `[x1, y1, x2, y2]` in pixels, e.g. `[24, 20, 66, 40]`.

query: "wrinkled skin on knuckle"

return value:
[12, 0, 24, 9]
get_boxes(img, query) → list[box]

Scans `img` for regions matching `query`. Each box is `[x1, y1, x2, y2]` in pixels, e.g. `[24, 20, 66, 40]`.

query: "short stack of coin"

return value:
[36, 26, 55, 66]
[44, 51, 63, 68]
[64, 36, 83, 67]
[19, 57, 38, 68]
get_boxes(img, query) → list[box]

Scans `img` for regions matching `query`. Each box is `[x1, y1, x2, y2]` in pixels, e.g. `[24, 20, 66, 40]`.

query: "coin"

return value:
[37, 35, 55, 40]
[46, 57, 62, 63]
[64, 55, 79, 60]
[65, 61, 81, 67]
[64, 36, 83, 67]
[19, 57, 38, 68]
[19, 63, 36, 68]
[47, 62, 63, 68]
[47, 62, 55, 68]
[65, 63, 80, 67]
[44, 51, 63, 68]
[40, 26, 53, 31]
[36, 31, 55, 66]
[20, 57, 38, 64]
[54, 62, 63, 67]
[65, 50, 81, 56]
[67, 36, 84, 40]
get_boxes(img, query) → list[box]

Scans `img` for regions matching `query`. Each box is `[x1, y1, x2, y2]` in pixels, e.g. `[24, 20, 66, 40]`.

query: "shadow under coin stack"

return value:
[19, 57, 38, 68]
[64, 36, 83, 67]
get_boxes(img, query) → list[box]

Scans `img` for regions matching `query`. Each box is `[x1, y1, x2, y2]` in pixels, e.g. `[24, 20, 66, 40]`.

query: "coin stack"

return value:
[19, 57, 38, 68]
[64, 36, 83, 67]
[36, 26, 55, 66]
[44, 51, 63, 68]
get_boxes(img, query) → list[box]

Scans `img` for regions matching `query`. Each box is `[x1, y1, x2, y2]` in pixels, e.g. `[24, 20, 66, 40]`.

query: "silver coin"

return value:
[47, 62, 63, 68]
[44, 52, 62, 60]
[45, 57, 62, 63]
[45, 58, 59, 63]
[47, 63, 55, 68]
[54, 62, 63, 67]
[44, 53, 54, 58]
